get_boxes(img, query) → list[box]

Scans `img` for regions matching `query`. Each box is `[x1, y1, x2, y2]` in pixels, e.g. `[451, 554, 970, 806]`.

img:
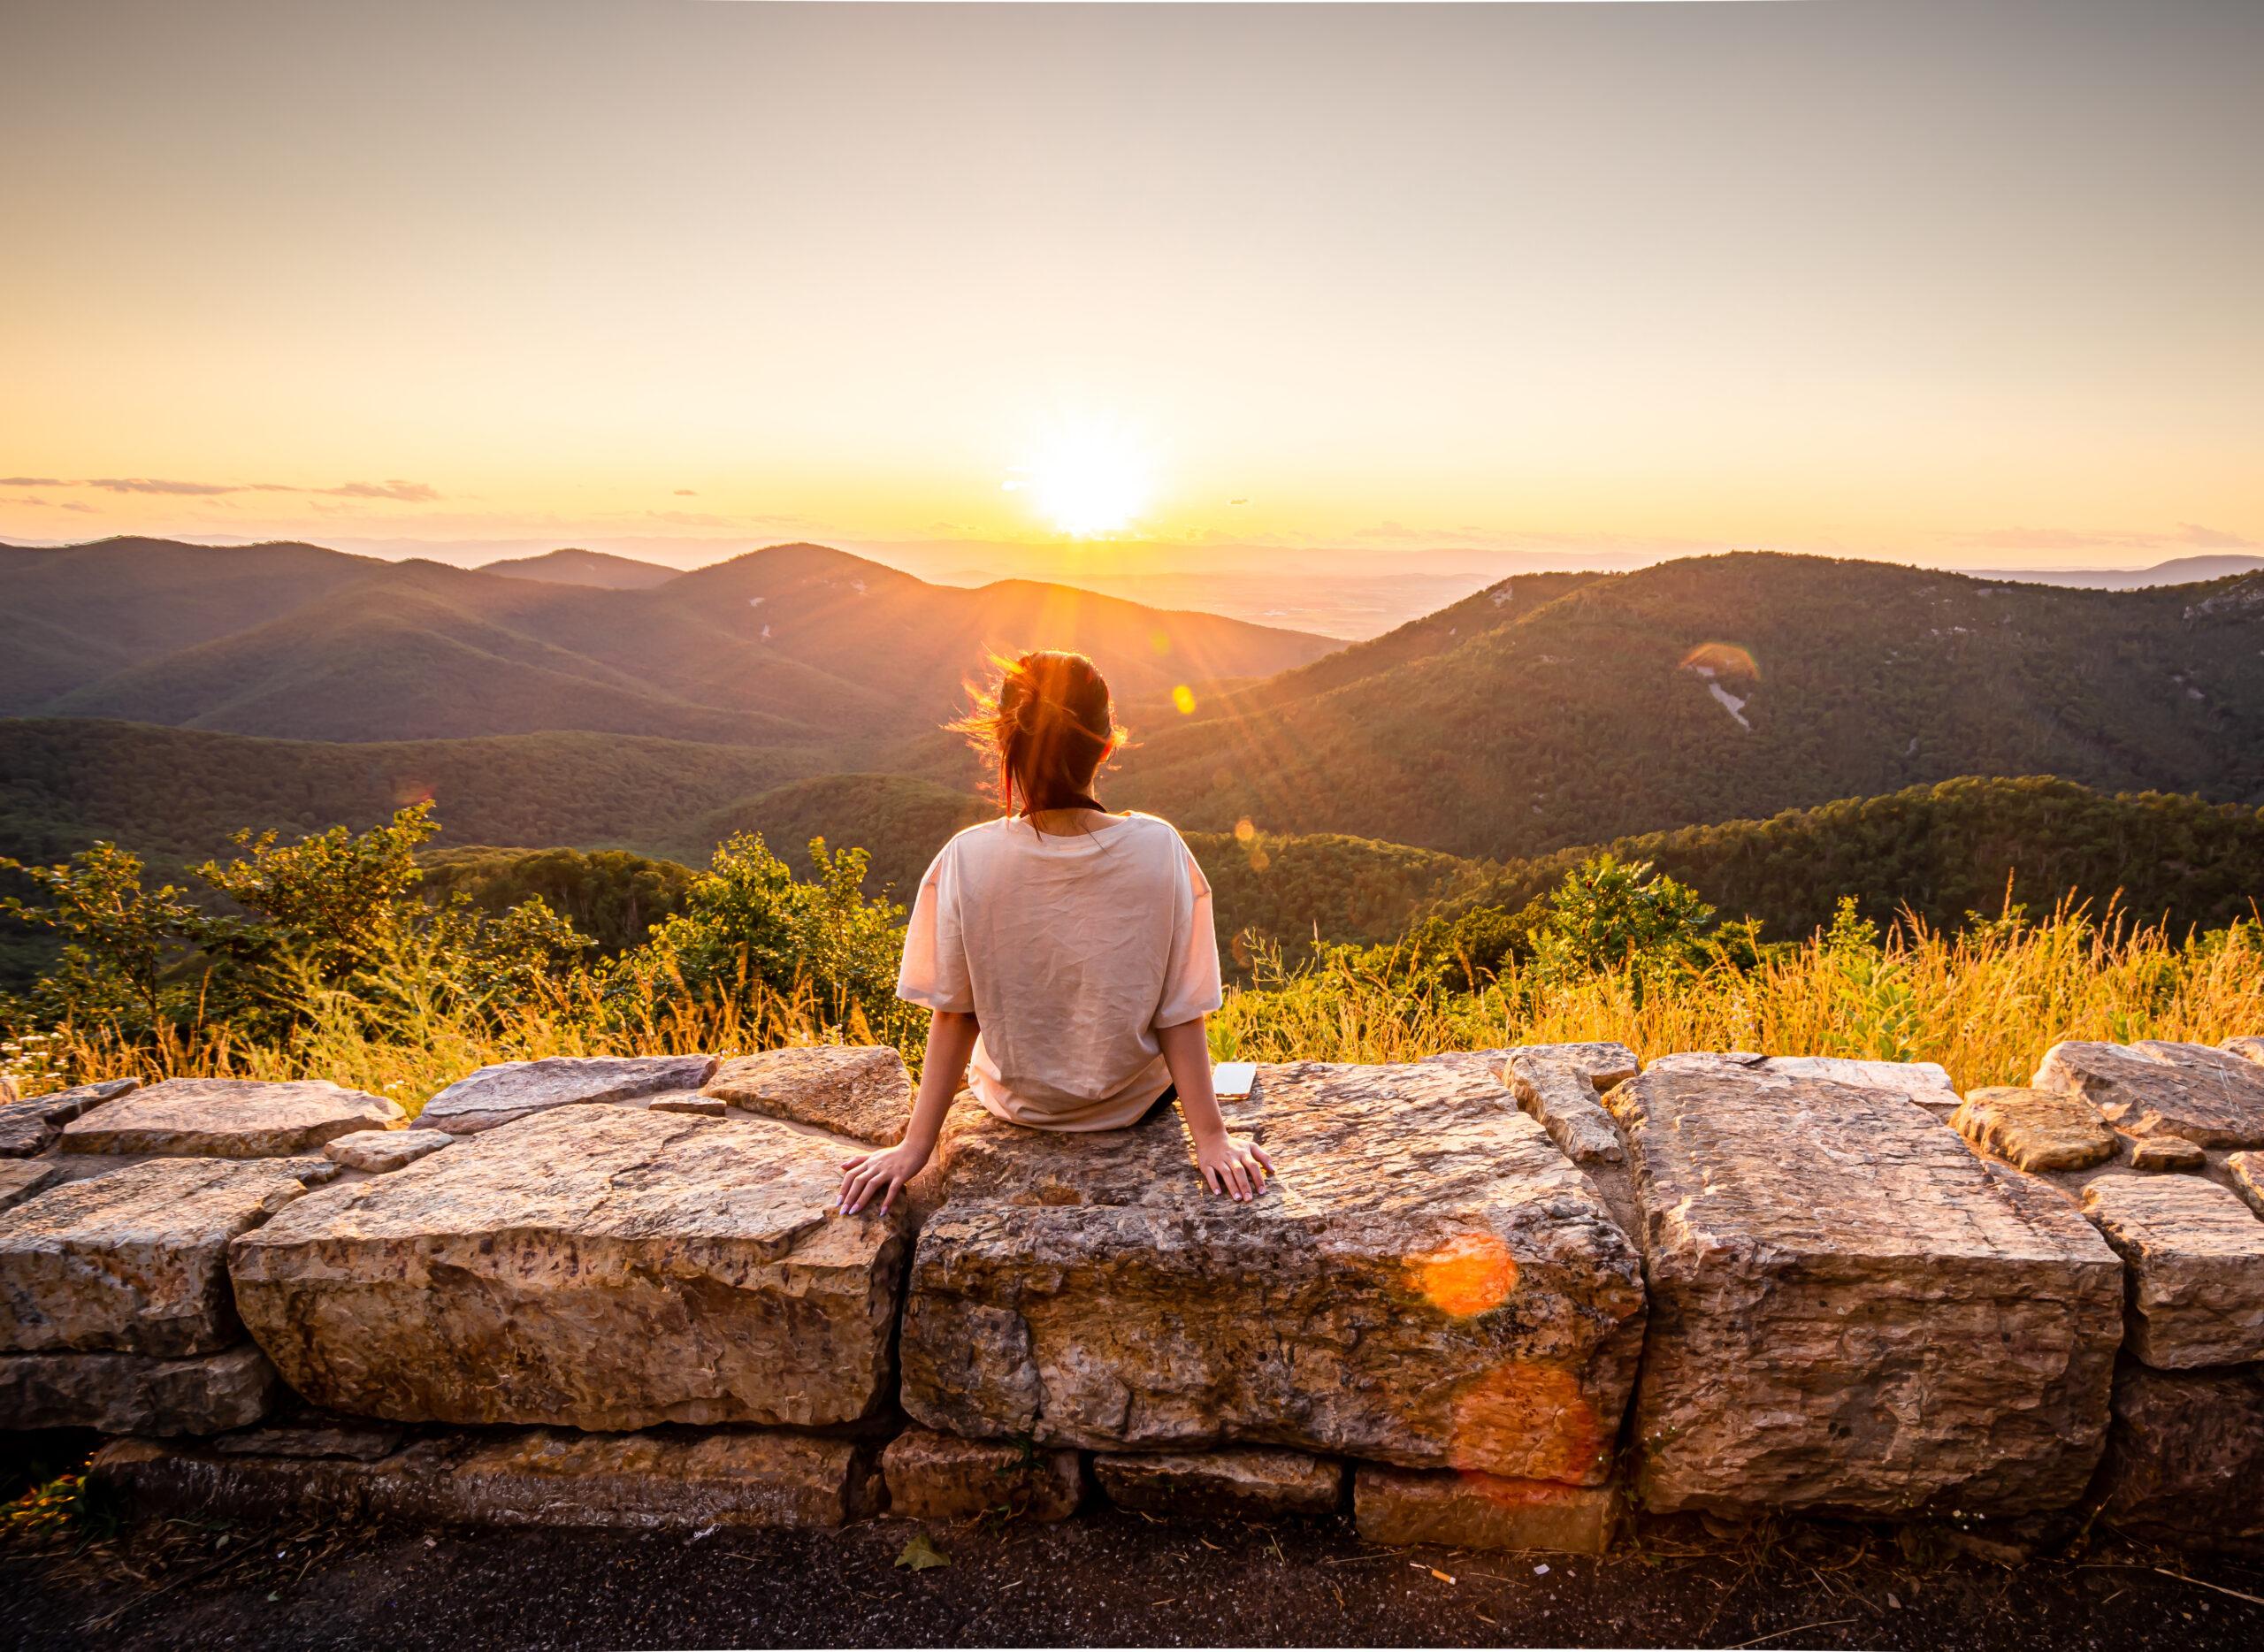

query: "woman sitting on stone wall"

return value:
[836, 648, 1274, 1217]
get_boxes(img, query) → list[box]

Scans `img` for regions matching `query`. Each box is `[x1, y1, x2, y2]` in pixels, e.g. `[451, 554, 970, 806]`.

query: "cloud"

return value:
[39, 476, 442, 501]
[0, 477, 65, 487]
[2172, 523, 2258, 550]
[3, 494, 94, 511]
[1956, 523, 2258, 554]
[313, 479, 440, 502]
[84, 477, 240, 495]
[673, 488, 697, 497]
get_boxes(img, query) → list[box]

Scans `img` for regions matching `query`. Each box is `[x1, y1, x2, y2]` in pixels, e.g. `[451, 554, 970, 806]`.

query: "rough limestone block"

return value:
[2034, 1040, 2264, 1148]
[1609, 1066, 2124, 1517]
[0, 1343, 279, 1434]
[702, 1045, 913, 1144]
[2222, 1036, 2264, 1065]
[1353, 1465, 1618, 1555]
[1095, 1449, 1343, 1518]
[413, 1054, 717, 1135]
[60, 1078, 402, 1159]
[1651, 1053, 1962, 1116]
[2094, 1361, 2264, 1556]
[2230, 1151, 2264, 1220]
[2124, 1135, 2206, 1172]
[322, 1128, 451, 1173]
[0, 1077, 139, 1157]
[0, 1158, 310, 1355]
[902, 1061, 1648, 1485]
[231, 1105, 906, 1429]
[1952, 1086, 2116, 1172]
[2081, 1174, 2264, 1368]
[212, 1414, 406, 1461]
[1505, 1045, 1636, 1166]
[0, 1161, 61, 1214]
[880, 1427, 1084, 1522]
[93, 1427, 875, 1532]
[645, 1090, 728, 1118]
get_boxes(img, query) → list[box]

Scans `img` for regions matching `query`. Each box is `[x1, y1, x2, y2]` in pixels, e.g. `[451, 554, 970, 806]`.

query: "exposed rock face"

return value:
[2094, 1360, 2264, 1556]
[0, 1344, 279, 1434]
[2125, 1135, 2206, 1172]
[702, 1046, 913, 1145]
[212, 1414, 405, 1461]
[1608, 1066, 2124, 1517]
[2223, 1036, 2264, 1065]
[412, 1054, 718, 1135]
[901, 1061, 1648, 1485]
[2033, 1040, 2264, 1148]
[322, 1128, 451, 1173]
[0, 1158, 310, 1355]
[0, 1077, 138, 1157]
[1095, 1449, 1343, 1518]
[1504, 1045, 1636, 1166]
[645, 1091, 728, 1118]
[0, 1161, 61, 1214]
[1951, 1086, 2116, 1172]
[1352, 1465, 1618, 1555]
[230, 1106, 906, 1429]
[2081, 1174, 2264, 1368]
[60, 1078, 401, 1159]
[880, 1427, 1084, 1522]
[93, 1427, 876, 1532]
[2230, 1151, 2264, 1219]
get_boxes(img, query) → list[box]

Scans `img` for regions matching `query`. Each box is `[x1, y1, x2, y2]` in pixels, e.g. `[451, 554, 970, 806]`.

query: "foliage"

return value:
[1524, 854, 1717, 985]
[0, 842, 205, 1038]
[417, 845, 696, 953]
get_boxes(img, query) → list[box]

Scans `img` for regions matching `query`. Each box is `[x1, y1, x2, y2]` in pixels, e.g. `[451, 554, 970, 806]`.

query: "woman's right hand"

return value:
[838, 1139, 931, 1217]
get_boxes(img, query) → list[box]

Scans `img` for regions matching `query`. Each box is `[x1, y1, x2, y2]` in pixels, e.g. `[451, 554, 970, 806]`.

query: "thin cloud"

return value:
[3, 493, 94, 511]
[1959, 524, 2260, 553]
[673, 488, 697, 497]
[0, 477, 65, 487]
[42, 476, 442, 501]
[84, 477, 239, 495]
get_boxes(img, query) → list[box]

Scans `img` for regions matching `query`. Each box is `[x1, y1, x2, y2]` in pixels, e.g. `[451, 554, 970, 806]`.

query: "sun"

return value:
[1008, 415, 1154, 538]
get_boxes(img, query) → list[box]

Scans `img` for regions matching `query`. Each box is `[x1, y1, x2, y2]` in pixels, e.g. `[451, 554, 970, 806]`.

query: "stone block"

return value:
[1609, 1065, 2124, 1518]
[2081, 1174, 2264, 1368]
[1095, 1449, 1343, 1518]
[1951, 1086, 2115, 1173]
[212, 1413, 406, 1460]
[0, 1161, 61, 1214]
[1504, 1046, 1633, 1166]
[0, 1158, 310, 1355]
[2094, 1360, 2264, 1556]
[0, 1077, 138, 1157]
[230, 1105, 906, 1429]
[413, 1053, 717, 1135]
[2125, 1135, 2206, 1172]
[703, 1045, 913, 1144]
[880, 1427, 1083, 1522]
[0, 1343, 279, 1434]
[1352, 1465, 1618, 1555]
[645, 1091, 728, 1117]
[1648, 1052, 1962, 1116]
[2230, 1151, 2264, 1220]
[2034, 1040, 2264, 1148]
[322, 1128, 451, 1173]
[59, 1078, 401, 1158]
[902, 1061, 1647, 1486]
[93, 1426, 875, 1532]
[2222, 1036, 2264, 1065]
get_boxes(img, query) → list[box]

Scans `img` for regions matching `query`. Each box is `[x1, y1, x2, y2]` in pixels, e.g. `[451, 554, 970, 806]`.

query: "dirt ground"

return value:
[5, 1493, 2262, 1651]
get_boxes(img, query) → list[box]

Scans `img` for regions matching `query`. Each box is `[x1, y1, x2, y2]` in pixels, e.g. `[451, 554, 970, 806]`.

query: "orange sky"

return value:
[3, 1, 2259, 574]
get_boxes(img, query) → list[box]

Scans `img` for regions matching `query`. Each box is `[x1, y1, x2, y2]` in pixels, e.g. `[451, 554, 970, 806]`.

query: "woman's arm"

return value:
[838, 1009, 980, 1216]
[1157, 1015, 1276, 1201]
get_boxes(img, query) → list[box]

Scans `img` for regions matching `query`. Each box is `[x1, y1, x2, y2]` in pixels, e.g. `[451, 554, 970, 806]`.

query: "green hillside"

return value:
[1113, 553, 2264, 860]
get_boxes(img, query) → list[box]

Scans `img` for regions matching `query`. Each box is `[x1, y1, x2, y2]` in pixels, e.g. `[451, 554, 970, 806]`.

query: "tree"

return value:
[1529, 853, 1717, 983]
[0, 843, 203, 1037]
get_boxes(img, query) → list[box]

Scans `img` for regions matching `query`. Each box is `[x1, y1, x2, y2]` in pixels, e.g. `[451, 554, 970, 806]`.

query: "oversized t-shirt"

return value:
[896, 811, 1224, 1131]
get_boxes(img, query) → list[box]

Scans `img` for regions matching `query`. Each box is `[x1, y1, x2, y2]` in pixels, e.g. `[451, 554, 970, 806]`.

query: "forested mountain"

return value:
[1, 537, 1337, 750]
[1113, 554, 2264, 860]
[478, 547, 678, 589]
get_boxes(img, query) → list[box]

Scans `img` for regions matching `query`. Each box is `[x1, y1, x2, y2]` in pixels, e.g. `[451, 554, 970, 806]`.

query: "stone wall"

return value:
[5, 1037, 2262, 1556]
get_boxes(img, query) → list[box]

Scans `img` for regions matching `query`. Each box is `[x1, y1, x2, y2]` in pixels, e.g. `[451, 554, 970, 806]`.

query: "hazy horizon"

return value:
[5, 0, 2260, 585]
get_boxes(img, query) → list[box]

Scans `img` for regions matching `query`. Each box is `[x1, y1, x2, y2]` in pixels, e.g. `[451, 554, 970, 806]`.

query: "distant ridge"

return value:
[479, 547, 678, 590]
[1964, 554, 2264, 590]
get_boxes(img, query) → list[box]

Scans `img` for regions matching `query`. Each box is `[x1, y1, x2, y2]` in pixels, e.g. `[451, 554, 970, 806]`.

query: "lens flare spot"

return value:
[1406, 1232, 1518, 1318]
[1447, 1360, 1609, 1484]
[1172, 685, 1197, 715]
[1679, 641, 1759, 679]
[1247, 847, 1271, 873]
[1234, 817, 1257, 843]
[1149, 628, 1173, 655]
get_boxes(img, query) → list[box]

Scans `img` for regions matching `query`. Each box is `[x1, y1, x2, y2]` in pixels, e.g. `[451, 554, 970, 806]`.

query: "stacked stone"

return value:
[1947, 1038, 2264, 1554]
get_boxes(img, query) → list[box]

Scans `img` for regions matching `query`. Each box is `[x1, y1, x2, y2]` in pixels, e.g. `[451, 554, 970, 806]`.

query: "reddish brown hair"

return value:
[952, 650, 1125, 816]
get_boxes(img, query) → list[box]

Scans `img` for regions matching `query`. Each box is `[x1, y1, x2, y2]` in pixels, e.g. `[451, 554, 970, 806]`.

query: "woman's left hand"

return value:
[1196, 1135, 1275, 1202]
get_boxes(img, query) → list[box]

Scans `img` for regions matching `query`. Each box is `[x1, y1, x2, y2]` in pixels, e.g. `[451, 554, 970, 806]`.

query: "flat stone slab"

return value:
[322, 1128, 451, 1173]
[1095, 1449, 1343, 1518]
[2095, 1361, 2264, 1556]
[1649, 1053, 1961, 1116]
[231, 1105, 907, 1429]
[0, 1343, 279, 1434]
[1353, 1465, 1618, 1555]
[0, 1158, 311, 1355]
[0, 1161, 61, 1214]
[0, 1077, 138, 1157]
[1505, 1044, 1637, 1166]
[413, 1054, 717, 1135]
[1952, 1086, 2116, 1173]
[60, 1078, 401, 1158]
[645, 1091, 728, 1117]
[2034, 1040, 2264, 1148]
[1608, 1065, 2124, 1518]
[212, 1414, 406, 1461]
[2126, 1135, 2206, 1171]
[2230, 1151, 2264, 1219]
[93, 1426, 876, 1532]
[901, 1060, 1648, 1486]
[880, 1427, 1084, 1522]
[702, 1046, 913, 1145]
[2081, 1174, 2264, 1368]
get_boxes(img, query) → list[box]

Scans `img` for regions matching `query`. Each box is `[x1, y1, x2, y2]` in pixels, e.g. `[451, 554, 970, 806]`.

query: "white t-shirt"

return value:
[896, 811, 1224, 1131]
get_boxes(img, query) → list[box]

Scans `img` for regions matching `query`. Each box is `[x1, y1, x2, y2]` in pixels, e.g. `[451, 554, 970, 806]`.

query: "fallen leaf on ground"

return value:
[896, 1533, 950, 1572]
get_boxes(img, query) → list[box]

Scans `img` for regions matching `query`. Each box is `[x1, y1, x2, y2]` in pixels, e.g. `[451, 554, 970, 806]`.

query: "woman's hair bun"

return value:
[953, 650, 1125, 815]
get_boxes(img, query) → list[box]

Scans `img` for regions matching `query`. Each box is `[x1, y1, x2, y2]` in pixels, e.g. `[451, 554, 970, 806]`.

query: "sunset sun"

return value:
[1010, 416, 1154, 539]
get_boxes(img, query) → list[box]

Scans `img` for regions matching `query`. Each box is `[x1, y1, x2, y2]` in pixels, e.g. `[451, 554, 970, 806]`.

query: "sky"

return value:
[3, 0, 2260, 580]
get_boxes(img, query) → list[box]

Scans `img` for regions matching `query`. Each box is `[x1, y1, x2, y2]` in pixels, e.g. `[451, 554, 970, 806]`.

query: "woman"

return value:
[837, 649, 1276, 1217]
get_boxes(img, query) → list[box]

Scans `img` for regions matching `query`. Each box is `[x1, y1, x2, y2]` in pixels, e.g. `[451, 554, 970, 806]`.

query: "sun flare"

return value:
[1009, 416, 1154, 539]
